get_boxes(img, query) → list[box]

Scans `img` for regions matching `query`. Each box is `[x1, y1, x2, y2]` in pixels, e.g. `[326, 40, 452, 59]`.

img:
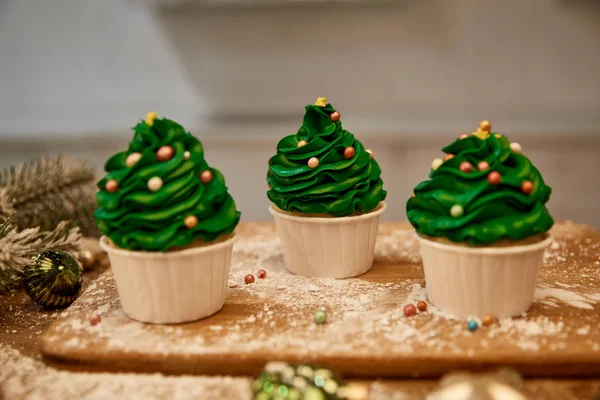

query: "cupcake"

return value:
[407, 121, 554, 318]
[267, 97, 387, 278]
[96, 112, 240, 324]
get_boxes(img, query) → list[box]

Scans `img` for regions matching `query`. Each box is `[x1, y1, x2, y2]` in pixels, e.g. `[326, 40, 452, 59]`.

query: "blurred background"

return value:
[0, 0, 599, 225]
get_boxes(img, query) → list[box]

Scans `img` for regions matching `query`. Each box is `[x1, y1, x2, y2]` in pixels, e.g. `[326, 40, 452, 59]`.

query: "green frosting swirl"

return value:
[267, 103, 386, 217]
[406, 133, 554, 245]
[95, 117, 240, 252]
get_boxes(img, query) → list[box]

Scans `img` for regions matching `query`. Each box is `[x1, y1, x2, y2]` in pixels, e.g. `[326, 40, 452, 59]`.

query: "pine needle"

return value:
[0, 218, 81, 291]
[0, 156, 98, 236]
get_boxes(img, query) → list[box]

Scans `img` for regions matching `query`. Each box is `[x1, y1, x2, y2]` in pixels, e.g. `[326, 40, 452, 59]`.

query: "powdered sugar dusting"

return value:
[39, 223, 600, 376]
[0, 344, 251, 400]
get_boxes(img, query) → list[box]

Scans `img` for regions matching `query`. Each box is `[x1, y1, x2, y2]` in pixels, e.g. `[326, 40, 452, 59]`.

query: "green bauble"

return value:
[267, 100, 386, 217]
[252, 362, 344, 400]
[23, 250, 82, 308]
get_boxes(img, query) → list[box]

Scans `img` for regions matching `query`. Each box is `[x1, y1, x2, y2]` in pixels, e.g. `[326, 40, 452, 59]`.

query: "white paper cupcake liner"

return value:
[269, 202, 386, 279]
[99, 234, 235, 324]
[415, 233, 553, 318]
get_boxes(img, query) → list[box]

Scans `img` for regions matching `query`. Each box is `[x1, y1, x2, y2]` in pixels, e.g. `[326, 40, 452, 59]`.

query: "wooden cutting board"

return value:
[40, 222, 600, 378]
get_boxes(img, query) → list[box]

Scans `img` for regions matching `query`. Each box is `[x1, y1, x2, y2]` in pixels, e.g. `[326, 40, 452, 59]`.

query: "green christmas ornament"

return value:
[23, 250, 82, 308]
[253, 362, 354, 400]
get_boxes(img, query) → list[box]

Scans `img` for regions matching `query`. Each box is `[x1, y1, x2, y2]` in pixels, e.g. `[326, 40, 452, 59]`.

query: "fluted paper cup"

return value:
[415, 233, 552, 318]
[270, 202, 386, 278]
[99, 234, 235, 324]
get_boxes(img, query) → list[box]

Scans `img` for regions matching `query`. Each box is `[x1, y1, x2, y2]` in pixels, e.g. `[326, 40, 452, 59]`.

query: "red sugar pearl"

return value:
[417, 301, 428, 312]
[521, 180, 533, 194]
[89, 313, 101, 326]
[478, 161, 490, 171]
[200, 170, 213, 184]
[105, 179, 118, 193]
[343, 146, 355, 159]
[459, 161, 473, 173]
[244, 274, 255, 285]
[330, 111, 341, 122]
[488, 171, 501, 185]
[403, 304, 417, 317]
[257, 269, 267, 279]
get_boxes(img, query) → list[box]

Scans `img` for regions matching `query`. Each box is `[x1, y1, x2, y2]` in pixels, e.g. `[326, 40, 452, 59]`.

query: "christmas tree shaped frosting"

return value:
[407, 121, 554, 245]
[95, 113, 240, 251]
[267, 98, 387, 217]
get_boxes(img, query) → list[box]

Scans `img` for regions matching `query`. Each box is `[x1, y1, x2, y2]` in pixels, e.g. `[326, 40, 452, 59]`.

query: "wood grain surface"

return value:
[39, 222, 600, 380]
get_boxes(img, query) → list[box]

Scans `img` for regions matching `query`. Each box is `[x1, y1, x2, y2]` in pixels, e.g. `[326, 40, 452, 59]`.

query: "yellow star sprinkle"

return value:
[314, 97, 327, 107]
[145, 111, 158, 126]
[472, 127, 490, 140]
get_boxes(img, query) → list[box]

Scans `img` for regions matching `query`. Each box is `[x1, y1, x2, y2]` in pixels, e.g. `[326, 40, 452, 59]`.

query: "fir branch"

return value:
[0, 219, 81, 291]
[0, 156, 98, 236]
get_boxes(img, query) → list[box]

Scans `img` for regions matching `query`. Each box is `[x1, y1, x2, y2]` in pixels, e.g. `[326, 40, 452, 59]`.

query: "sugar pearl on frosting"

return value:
[156, 145, 174, 162]
[431, 158, 444, 171]
[184, 215, 198, 228]
[366, 149, 373, 159]
[479, 120, 492, 132]
[105, 179, 118, 192]
[458, 133, 469, 140]
[450, 204, 464, 217]
[297, 140, 308, 148]
[444, 154, 454, 161]
[343, 146, 355, 159]
[459, 161, 473, 173]
[521, 180, 534, 194]
[184, 151, 191, 160]
[147, 177, 163, 192]
[478, 161, 490, 171]
[488, 171, 501, 185]
[510, 142, 523, 154]
[126, 152, 142, 167]
[308, 157, 319, 168]
[200, 170, 213, 184]
[330, 111, 341, 122]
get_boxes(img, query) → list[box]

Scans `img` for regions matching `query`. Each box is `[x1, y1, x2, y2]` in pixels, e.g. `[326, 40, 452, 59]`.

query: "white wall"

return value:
[0, 0, 204, 136]
[0, 0, 599, 136]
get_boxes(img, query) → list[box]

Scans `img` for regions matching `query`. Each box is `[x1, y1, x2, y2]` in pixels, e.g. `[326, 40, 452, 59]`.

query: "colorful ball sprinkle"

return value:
[521, 180, 534, 194]
[510, 142, 523, 154]
[431, 158, 444, 171]
[444, 154, 455, 161]
[297, 140, 308, 148]
[403, 304, 417, 317]
[467, 320, 478, 332]
[200, 170, 213, 184]
[482, 315, 494, 326]
[488, 171, 501, 185]
[314, 309, 328, 324]
[89, 313, 101, 326]
[308, 157, 319, 169]
[257, 269, 267, 279]
[458, 133, 469, 140]
[450, 204, 464, 218]
[478, 161, 490, 171]
[459, 161, 473, 173]
[417, 301, 428, 312]
[244, 274, 255, 285]
[105, 179, 118, 193]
